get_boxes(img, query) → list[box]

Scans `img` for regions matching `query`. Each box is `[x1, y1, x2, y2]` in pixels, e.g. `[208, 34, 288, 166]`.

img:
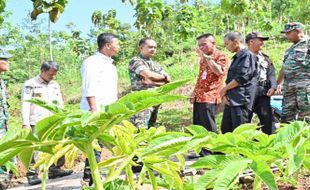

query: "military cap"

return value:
[245, 32, 269, 43]
[281, 22, 305, 33]
[0, 48, 12, 59]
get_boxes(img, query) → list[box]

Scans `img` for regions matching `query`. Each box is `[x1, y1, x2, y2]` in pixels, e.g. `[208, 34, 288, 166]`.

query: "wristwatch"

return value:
[204, 55, 212, 61]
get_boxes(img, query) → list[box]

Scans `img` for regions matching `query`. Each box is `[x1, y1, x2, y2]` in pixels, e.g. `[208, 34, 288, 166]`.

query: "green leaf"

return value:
[26, 98, 64, 114]
[35, 114, 65, 140]
[253, 176, 262, 190]
[287, 144, 305, 175]
[105, 153, 135, 183]
[142, 133, 191, 156]
[191, 155, 249, 169]
[194, 169, 220, 190]
[18, 148, 34, 169]
[213, 159, 250, 190]
[98, 155, 126, 168]
[146, 165, 157, 190]
[155, 79, 190, 94]
[250, 159, 278, 190]
[232, 123, 260, 134]
[275, 121, 309, 146]
[186, 125, 210, 136]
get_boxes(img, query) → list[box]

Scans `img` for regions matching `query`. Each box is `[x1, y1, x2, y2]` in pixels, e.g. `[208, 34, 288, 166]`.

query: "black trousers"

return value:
[193, 103, 217, 133]
[249, 95, 275, 135]
[221, 105, 251, 133]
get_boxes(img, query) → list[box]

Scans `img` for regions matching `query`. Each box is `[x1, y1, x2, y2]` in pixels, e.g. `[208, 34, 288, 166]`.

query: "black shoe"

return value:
[82, 172, 93, 186]
[199, 149, 213, 157]
[187, 153, 200, 159]
[48, 168, 73, 179]
[26, 172, 41, 186]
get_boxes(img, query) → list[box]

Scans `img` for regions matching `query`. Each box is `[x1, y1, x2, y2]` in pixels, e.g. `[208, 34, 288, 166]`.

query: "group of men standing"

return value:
[0, 22, 308, 188]
[191, 22, 310, 143]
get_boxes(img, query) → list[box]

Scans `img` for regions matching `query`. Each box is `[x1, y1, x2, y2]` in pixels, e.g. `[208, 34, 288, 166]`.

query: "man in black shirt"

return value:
[246, 32, 277, 134]
[220, 32, 257, 133]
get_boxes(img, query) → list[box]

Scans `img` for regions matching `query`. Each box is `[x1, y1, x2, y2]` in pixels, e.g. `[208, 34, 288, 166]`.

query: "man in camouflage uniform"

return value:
[0, 48, 12, 189]
[277, 22, 310, 123]
[129, 38, 171, 128]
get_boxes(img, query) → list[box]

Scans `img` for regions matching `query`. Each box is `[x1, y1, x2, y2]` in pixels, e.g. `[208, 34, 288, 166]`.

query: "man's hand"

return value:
[195, 47, 204, 60]
[222, 96, 230, 105]
[266, 88, 276, 97]
[220, 87, 227, 98]
[276, 84, 282, 95]
[163, 74, 171, 83]
[22, 125, 32, 130]
[189, 96, 195, 104]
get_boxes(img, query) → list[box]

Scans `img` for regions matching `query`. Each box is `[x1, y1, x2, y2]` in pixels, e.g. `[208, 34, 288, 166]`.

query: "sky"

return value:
[5, 0, 137, 35]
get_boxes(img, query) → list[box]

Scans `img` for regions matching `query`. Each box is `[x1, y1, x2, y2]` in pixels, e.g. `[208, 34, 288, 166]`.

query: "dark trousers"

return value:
[249, 95, 275, 135]
[221, 105, 251, 133]
[193, 103, 217, 133]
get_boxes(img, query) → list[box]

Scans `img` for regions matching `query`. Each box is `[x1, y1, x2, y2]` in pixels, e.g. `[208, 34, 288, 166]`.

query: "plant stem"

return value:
[41, 165, 48, 190]
[86, 144, 103, 190]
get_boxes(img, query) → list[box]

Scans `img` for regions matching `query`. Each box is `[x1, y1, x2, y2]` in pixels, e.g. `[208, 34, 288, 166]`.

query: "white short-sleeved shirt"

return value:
[21, 75, 64, 125]
[80, 52, 118, 111]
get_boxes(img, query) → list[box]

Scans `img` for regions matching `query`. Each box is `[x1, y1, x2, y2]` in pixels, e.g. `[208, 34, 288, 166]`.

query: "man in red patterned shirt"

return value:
[191, 33, 228, 134]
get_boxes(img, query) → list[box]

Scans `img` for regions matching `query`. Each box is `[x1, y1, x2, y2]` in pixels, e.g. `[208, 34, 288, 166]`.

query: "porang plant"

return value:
[186, 121, 310, 190]
[0, 79, 190, 190]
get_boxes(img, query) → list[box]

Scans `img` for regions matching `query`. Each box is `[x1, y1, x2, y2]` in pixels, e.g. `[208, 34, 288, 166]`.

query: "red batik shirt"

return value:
[193, 49, 228, 104]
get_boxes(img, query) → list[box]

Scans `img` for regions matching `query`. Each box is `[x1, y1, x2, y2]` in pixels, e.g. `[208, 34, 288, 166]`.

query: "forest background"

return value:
[0, 0, 309, 130]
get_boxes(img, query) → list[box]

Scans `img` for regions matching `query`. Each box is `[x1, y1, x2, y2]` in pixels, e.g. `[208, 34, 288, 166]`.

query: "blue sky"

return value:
[6, 0, 136, 35]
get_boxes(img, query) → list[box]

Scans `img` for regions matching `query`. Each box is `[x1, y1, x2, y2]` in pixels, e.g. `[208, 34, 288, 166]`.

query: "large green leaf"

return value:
[155, 79, 190, 94]
[35, 114, 65, 140]
[142, 133, 191, 156]
[18, 148, 34, 169]
[98, 155, 126, 168]
[105, 153, 135, 183]
[250, 159, 278, 190]
[194, 169, 221, 190]
[186, 125, 210, 136]
[287, 144, 306, 175]
[274, 121, 309, 146]
[26, 98, 64, 114]
[191, 155, 249, 169]
[213, 159, 250, 190]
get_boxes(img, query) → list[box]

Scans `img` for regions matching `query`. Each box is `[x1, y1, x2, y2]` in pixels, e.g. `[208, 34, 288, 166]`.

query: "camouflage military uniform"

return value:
[128, 54, 168, 128]
[281, 36, 310, 123]
[0, 77, 10, 189]
[0, 78, 8, 132]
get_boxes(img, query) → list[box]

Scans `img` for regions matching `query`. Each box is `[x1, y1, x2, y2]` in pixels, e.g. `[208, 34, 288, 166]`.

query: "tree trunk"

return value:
[48, 19, 53, 61]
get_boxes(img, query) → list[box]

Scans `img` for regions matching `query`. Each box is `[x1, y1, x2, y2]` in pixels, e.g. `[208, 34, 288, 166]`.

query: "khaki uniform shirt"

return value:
[21, 75, 64, 126]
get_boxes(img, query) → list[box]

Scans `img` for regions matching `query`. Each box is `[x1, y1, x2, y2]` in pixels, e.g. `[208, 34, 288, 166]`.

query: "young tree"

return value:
[30, 0, 68, 61]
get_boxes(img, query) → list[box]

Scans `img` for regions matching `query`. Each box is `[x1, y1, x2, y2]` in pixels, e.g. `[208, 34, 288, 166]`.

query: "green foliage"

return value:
[188, 121, 310, 190]
[0, 79, 188, 190]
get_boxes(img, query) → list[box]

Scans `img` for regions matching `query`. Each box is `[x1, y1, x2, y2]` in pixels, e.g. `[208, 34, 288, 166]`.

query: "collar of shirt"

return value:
[139, 54, 152, 61]
[290, 36, 309, 49]
[35, 75, 55, 85]
[95, 52, 114, 63]
[232, 48, 247, 59]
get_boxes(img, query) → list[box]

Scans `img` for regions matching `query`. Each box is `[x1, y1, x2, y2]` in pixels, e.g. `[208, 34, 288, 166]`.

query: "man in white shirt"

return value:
[21, 61, 72, 185]
[81, 33, 120, 186]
